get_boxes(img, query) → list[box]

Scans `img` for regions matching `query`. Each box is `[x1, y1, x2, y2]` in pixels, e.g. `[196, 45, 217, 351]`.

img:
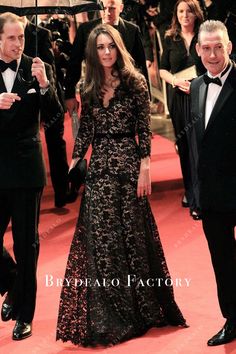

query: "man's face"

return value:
[0, 21, 25, 62]
[102, 0, 124, 25]
[196, 29, 232, 76]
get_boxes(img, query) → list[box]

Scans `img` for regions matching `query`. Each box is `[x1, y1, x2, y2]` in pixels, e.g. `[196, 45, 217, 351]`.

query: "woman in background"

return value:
[160, 0, 205, 219]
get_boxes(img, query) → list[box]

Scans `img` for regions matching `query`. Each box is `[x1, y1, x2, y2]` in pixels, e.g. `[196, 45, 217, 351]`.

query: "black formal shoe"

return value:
[1, 295, 13, 322]
[54, 195, 67, 208]
[207, 320, 236, 346]
[66, 183, 78, 203]
[12, 321, 32, 340]
[190, 209, 202, 220]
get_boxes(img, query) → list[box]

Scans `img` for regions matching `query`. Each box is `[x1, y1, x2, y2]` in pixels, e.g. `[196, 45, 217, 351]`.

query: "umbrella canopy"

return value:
[0, 0, 104, 16]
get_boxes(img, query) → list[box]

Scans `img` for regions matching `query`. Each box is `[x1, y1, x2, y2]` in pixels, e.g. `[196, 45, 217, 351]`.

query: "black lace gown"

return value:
[56, 77, 186, 347]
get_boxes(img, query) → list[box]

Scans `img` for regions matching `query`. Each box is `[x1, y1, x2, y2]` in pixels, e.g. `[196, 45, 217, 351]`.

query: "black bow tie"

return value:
[0, 59, 17, 72]
[203, 74, 222, 86]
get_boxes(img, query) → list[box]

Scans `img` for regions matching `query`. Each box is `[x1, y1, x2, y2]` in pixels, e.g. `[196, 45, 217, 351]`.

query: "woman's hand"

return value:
[175, 78, 191, 94]
[137, 157, 152, 198]
[159, 69, 191, 94]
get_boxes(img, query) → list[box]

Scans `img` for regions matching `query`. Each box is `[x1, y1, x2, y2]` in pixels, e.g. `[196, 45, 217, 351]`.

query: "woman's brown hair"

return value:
[83, 23, 143, 107]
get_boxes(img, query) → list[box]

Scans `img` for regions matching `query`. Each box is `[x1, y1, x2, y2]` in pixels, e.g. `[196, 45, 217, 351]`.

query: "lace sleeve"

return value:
[135, 75, 152, 158]
[72, 104, 94, 160]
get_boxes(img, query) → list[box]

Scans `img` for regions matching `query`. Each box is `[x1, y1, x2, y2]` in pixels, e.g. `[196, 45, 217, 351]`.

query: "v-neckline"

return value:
[101, 83, 120, 109]
[181, 33, 195, 56]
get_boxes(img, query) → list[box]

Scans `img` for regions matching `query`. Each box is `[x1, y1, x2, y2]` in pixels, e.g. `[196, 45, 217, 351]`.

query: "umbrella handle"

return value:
[35, 0, 38, 57]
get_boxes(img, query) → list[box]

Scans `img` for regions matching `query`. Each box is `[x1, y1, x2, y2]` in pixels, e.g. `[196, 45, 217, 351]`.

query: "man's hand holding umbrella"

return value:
[31, 56, 49, 88]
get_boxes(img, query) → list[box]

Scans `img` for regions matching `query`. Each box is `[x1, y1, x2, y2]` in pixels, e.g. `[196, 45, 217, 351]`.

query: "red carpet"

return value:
[1, 114, 236, 354]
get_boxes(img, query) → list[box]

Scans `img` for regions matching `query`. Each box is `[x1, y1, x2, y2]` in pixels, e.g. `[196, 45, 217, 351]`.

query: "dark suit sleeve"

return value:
[64, 25, 86, 100]
[24, 23, 55, 67]
[160, 36, 171, 70]
[37, 28, 57, 82]
[40, 63, 64, 124]
[38, 28, 55, 68]
[140, 21, 154, 62]
[131, 27, 149, 80]
[126, 24, 150, 95]
[24, 22, 56, 81]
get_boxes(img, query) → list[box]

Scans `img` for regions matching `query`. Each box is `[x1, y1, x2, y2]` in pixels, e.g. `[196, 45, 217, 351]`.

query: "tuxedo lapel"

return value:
[195, 81, 207, 143]
[117, 18, 125, 34]
[117, 18, 131, 47]
[12, 65, 25, 96]
[0, 72, 7, 93]
[12, 55, 36, 97]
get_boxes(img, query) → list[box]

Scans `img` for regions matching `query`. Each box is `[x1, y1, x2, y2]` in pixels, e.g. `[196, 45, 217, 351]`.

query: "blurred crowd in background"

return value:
[29, 0, 236, 115]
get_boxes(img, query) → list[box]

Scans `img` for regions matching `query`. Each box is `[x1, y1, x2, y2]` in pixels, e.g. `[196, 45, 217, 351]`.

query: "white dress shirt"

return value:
[0, 59, 20, 93]
[205, 63, 232, 128]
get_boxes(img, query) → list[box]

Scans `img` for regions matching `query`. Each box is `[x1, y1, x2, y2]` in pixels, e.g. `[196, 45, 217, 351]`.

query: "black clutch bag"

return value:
[68, 159, 87, 190]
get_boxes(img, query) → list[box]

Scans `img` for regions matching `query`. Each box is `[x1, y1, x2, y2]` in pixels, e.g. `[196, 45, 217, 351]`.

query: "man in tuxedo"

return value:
[0, 12, 62, 340]
[65, 0, 149, 116]
[189, 20, 236, 346]
[120, 0, 154, 68]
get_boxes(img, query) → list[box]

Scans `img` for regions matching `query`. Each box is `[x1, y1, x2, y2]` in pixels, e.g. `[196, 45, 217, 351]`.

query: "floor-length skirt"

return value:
[56, 174, 186, 346]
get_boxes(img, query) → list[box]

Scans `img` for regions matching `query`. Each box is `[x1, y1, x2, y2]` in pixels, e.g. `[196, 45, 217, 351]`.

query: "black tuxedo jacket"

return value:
[65, 18, 149, 99]
[189, 63, 236, 212]
[0, 54, 62, 188]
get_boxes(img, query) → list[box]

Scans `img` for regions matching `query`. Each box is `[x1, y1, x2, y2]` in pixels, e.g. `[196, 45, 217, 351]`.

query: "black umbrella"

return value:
[0, 0, 104, 16]
[0, 0, 104, 79]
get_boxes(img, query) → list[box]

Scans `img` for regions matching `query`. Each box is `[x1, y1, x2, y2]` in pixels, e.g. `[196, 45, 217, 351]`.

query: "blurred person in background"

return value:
[64, 0, 149, 117]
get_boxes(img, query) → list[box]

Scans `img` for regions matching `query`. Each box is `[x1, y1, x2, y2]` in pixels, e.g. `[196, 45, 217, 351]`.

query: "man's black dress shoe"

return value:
[1, 299, 13, 321]
[207, 320, 236, 346]
[54, 194, 67, 208]
[12, 321, 32, 340]
[66, 183, 78, 203]
[190, 209, 202, 221]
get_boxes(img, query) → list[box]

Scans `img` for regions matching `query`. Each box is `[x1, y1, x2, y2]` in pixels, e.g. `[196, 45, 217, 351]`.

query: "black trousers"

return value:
[0, 247, 16, 296]
[0, 187, 43, 323]
[44, 112, 69, 202]
[202, 210, 236, 320]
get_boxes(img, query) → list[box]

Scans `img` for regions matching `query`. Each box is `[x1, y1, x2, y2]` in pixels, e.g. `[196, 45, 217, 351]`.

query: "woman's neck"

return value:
[104, 67, 113, 80]
[181, 25, 195, 36]
[103, 68, 119, 89]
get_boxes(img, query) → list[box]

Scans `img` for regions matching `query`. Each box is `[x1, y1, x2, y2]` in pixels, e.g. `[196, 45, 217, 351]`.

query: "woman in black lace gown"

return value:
[56, 23, 186, 347]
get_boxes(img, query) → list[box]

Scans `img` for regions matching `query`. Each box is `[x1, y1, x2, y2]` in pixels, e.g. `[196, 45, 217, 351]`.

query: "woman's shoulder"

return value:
[164, 33, 182, 45]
